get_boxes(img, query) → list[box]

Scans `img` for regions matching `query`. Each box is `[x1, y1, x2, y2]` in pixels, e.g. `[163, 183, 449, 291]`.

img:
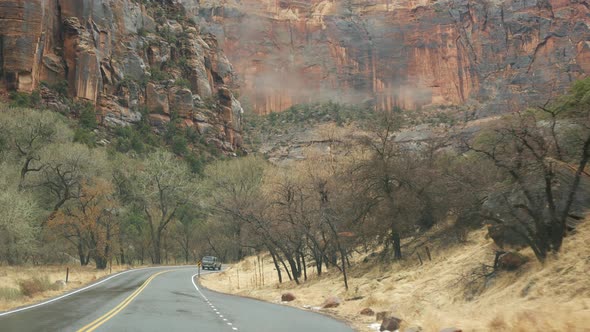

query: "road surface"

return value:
[0, 266, 354, 332]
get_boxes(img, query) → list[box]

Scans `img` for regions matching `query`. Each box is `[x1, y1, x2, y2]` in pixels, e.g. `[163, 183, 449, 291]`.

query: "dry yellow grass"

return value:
[201, 221, 590, 332]
[0, 265, 131, 311]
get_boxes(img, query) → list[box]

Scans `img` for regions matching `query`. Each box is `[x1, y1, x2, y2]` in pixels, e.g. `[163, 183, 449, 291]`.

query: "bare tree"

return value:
[467, 94, 590, 261]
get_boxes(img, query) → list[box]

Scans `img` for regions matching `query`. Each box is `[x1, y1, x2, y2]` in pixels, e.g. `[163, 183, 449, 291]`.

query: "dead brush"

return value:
[18, 276, 59, 297]
[0, 287, 22, 300]
[454, 263, 497, 300]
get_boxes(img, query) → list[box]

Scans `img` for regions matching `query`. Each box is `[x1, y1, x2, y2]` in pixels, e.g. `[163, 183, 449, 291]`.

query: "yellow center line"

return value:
[77, 270, 173, 332]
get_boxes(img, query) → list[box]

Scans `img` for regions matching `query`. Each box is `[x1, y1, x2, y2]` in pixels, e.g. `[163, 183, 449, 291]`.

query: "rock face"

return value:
[0, 0, 242, 151]
[194, 0, 590, 115]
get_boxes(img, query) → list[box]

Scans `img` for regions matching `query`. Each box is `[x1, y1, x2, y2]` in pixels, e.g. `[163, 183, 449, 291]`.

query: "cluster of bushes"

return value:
[18, 276, 60, 297]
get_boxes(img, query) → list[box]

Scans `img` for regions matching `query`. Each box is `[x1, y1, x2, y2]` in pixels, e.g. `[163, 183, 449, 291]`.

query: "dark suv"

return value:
[202, 256, 221, 270]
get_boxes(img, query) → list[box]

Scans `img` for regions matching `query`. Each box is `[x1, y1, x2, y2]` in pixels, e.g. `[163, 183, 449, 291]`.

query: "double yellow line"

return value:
[77, 270, 172, 332]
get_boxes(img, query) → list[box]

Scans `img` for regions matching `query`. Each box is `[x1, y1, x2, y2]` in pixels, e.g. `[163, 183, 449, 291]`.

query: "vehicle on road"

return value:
[202, 256, 222, 270]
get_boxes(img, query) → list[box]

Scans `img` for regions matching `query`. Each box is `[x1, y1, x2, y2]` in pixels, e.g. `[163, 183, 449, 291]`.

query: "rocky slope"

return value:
[195, 0, 590, 115]
[0, 0, 243, 151]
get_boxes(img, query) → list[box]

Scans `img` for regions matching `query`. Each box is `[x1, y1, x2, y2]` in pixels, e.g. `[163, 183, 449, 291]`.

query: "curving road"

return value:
[0, 267, 354, 332]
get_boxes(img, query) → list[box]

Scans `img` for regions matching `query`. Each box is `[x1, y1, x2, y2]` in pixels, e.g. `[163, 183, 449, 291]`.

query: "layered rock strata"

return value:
[0, 0, 242, 150]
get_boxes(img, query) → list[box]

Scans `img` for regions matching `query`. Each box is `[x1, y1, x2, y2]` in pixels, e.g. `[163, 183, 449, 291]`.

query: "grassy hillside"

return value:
[201, 219, 590, 331]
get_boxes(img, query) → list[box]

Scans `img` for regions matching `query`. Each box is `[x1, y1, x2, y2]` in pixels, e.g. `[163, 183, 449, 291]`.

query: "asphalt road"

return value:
[0, 266, 354, 332]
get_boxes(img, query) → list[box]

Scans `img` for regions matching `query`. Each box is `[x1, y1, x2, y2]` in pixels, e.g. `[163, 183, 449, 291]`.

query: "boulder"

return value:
[440, 328, 462, 332]
[146, 82, 169, 114]
[376, 311, 392, 321]
[321, 296, 341, 309]
[169, 87, 194, 118]
[497, 252, 528, 270]
[281, 293, 296, 302]
[380, 316, 402, 332]
[360, 308, 374, 316]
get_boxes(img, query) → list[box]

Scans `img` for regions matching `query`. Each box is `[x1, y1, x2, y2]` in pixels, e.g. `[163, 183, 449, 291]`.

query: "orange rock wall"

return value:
[196, 0, 590, 114]
[0, 0, 243, 150]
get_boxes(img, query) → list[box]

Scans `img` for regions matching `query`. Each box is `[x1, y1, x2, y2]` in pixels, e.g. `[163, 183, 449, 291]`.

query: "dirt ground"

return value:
[201, 222, 590, 332]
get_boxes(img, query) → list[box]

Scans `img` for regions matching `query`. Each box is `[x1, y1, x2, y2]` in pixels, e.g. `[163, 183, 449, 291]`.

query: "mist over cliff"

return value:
[194, 0, 590, 115]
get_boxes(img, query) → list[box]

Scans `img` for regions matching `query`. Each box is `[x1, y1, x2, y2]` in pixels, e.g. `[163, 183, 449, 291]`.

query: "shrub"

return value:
[0, 287, 23, 301]
[9, 90, 41, 108]
[174, 78, 191, 89]
[41, 80, 68, 96]
[186, 153, 205, 175]
[18, 276, 58, 297]
[149, 67, 172, 81]
[76, 102, 98, 129]
[172, 134, 189, 156]
[73, 128, 97, 147]
[114, 126, 146, 154]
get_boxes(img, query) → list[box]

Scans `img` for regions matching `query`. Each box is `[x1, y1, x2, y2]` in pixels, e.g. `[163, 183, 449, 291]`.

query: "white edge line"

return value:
[191, 274, 239, 331]
[0, 265, 196, 317]
[191, 273, 208, 299]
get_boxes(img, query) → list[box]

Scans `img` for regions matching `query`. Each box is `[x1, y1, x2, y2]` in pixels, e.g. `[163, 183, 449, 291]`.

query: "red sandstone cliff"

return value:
[194, 0, 590, 114]
[0, 0, 243, 150]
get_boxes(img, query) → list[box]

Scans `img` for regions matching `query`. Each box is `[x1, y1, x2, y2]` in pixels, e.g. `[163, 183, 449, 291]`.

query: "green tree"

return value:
[0, 108, 72, 188]
[0, 165, 41, 265]
[137, 151, 198, 264]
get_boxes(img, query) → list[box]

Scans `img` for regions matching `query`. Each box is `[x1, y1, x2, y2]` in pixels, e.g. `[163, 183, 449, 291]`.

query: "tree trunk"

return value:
[301, 253, 307, 281]
[295, 252, 302, 279]
[119, 247, 126, 265]
[392, 231, 402, 260]
[287, 257, 300, 285]
[78, 241, 88, 266]
[95, 256, 108, 269]
[153, 229, 162, 264]
[269, 249, 283, 283]
[340, 248, 349, 290]
[279, 256, 293, 281]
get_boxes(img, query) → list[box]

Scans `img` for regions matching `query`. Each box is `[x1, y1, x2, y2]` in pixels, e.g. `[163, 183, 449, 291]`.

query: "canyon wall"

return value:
[194, 0, 590, 114]
[0, 0, 243, 150]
